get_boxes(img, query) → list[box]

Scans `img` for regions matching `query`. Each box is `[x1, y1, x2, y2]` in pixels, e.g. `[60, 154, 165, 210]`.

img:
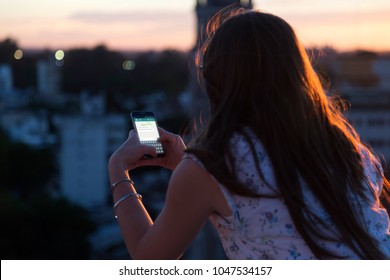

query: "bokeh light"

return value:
[14, 49, 23, 60]
[122, 60, 136, 71]
[55, 50, 65, 60]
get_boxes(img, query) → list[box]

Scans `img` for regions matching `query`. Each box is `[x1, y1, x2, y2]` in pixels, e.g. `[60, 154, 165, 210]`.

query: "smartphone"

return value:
[131, 111, 165, 157]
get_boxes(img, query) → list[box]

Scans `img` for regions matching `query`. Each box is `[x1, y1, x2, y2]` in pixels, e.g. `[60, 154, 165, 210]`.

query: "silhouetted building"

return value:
[188, 0, 252, 125]
[195, 0, 252, 45]
[184, 0, 253, 260]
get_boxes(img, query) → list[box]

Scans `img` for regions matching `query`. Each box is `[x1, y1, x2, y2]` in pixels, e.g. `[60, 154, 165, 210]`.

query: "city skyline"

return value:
[1, 0, 390, 52]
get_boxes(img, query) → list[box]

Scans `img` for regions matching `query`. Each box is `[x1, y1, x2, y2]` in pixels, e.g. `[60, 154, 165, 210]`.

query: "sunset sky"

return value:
[1, 0, 389, 52]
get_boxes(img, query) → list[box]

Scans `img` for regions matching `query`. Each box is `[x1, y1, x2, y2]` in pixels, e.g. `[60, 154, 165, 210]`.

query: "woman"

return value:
[108, 9, 390, 259]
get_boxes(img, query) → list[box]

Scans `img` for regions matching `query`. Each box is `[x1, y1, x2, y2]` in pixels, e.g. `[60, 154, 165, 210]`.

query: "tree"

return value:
[61, 46, 189, 98]
[0, 191, 96, 259]
[0, 130, 96, 259]
[150, 50, 189, 95]
[0, 37, 37, 88]
[0, 131, 55, 196]
[0, 38, 17, 64]
[61, 45, 123, 94]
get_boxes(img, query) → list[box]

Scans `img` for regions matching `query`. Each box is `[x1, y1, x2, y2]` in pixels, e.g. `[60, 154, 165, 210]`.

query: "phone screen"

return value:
[134, 116, 159, 141]
[131, 112, 165, 157]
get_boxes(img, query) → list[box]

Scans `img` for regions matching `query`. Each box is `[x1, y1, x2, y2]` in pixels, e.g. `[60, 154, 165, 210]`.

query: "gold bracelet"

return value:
[110, 179, 134, 192]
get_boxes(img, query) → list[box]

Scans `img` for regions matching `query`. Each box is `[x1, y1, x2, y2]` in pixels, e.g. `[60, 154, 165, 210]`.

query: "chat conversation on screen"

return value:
[135, 119, 159, 141]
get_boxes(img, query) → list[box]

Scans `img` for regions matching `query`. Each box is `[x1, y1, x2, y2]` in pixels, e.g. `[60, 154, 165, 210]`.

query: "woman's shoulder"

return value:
[229, 128, 266, 157]
[229, 128, 272, 170]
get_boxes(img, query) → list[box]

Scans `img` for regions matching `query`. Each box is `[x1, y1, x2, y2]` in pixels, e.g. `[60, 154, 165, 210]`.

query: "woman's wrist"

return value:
[108, 159, 129, 183]
[108, 154, 138, 199]
[111, 178, 137, 199]
[108, 153, 127, 171]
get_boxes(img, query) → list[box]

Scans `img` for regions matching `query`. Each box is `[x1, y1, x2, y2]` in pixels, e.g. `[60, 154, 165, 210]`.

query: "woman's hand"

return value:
[148, 127, 187, 170]
[108, 128, 186, 173]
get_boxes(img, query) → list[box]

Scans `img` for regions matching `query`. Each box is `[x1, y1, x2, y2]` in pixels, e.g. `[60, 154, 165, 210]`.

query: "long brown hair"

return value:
[186, 8, 390, 259]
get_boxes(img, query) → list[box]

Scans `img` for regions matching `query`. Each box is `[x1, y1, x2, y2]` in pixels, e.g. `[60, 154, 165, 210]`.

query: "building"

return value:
[37, 54, 62, 101]
[0, 64, 13, 95]
[56, 114, 127, 209]
[183, 0, 253, 260]
[344, 89, 390, 171]
[0, 63, 30, 109]
[188, 0, 253, 124]
[195, 0, 253, 45]
[331, 52, 390, 169]
[0, 110, 56, 147]
[373, 55, 390, 89]
[54, 112, 130, 259]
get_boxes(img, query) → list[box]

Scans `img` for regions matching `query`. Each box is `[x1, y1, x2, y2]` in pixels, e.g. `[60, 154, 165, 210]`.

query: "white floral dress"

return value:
[185, 130, 390, 259]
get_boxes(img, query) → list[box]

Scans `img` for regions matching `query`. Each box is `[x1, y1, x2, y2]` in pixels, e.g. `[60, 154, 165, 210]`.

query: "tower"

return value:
[184, 0, 253, 260]
[196, 0, 252, 45]
[189, 0, 253, 126]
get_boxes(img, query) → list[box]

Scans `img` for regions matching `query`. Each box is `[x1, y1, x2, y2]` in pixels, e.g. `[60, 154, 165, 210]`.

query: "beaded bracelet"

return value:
[113, 192, 142, 219]
[110, 178, 134, 193]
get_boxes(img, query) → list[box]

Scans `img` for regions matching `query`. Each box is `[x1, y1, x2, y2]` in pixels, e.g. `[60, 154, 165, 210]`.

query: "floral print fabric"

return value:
[185, 130, 390, 259]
